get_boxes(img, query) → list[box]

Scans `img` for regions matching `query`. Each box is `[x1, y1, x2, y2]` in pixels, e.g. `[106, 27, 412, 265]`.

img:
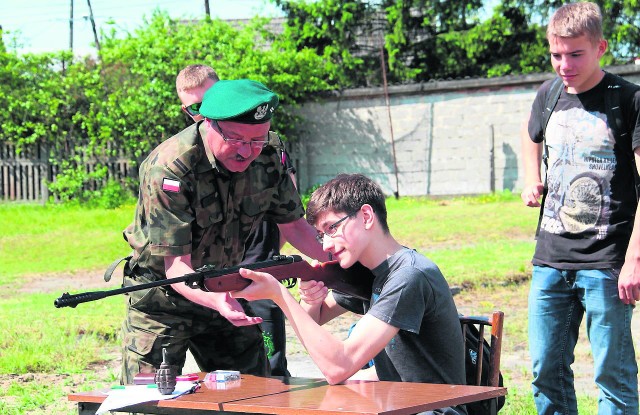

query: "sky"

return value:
[1, 0, 284, 56]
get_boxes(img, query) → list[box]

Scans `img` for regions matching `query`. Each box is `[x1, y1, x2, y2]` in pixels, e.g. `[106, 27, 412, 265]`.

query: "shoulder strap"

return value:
[543, 77, 565, 135]
[536, 77, 564, 237]
[268, 131, 296, 174]
[604, 72, 640, 200]
[604, 73, 626, 139]
[104, 254, 133, 282]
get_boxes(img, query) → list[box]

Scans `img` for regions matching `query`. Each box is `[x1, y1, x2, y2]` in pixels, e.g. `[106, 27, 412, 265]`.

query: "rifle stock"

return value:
[202, 257, 374, 300]
[54, 255, 374, 308]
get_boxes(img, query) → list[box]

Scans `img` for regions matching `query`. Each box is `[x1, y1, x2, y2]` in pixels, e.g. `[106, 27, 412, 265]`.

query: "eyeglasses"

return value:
[315, 214, 352, 244]
[182, 102, 201, 118]
[214, 120, 269, 149]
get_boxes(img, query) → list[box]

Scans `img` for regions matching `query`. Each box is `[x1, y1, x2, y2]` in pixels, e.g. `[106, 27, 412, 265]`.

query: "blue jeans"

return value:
[528, 266, 638, 415]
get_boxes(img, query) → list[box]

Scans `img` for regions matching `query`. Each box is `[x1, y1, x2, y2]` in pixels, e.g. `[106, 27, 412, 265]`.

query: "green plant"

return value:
[86, 179, 136, 209]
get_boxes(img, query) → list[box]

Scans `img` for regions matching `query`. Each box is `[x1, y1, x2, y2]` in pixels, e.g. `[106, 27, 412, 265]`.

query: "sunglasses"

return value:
[182, 102, 201, 118]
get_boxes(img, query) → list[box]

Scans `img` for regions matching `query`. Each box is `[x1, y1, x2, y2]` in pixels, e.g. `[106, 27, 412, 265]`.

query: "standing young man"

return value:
[232, 173, 467, 415]
[176, 65, 296, 376]
[520, 2, 640, 414]
[120, 79, 326, 383]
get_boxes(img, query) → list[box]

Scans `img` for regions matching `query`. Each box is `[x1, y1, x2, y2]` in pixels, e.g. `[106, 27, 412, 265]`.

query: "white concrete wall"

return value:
[290, 66, 640, 197]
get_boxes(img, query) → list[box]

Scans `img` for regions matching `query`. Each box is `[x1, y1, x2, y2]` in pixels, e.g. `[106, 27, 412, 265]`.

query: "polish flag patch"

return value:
[162, 178, 181, 193]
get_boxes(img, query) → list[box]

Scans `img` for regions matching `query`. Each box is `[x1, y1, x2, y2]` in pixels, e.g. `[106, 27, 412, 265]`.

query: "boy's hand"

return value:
[299, 280, 329, 305]
[521, 182, 544, 207]
[231, 268, 281, 302]
[619, 258, 640, 305]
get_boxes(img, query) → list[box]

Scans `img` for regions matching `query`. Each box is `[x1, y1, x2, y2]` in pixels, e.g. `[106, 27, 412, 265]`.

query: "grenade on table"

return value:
[155, 348, 177, 395]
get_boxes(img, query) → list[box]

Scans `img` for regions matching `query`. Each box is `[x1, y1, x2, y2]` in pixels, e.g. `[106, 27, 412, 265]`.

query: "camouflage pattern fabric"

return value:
[119, 121, 303, 383]
[120, 280, 268, 383]
[124, 121, 303, 275]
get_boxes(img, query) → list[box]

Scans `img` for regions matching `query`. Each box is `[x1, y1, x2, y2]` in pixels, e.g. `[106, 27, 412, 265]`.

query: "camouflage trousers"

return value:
[120, 279, 268, 384]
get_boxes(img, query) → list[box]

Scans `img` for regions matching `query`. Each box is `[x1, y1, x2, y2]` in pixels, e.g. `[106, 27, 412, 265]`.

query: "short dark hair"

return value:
[306, 173, 389, 233]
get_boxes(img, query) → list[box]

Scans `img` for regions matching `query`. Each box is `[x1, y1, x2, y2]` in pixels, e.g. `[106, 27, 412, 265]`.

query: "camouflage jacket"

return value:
[123, 121, 303, 279]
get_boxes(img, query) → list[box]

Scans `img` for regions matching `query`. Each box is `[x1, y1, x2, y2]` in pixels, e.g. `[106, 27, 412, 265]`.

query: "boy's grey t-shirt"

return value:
[333, 247, 465, 386]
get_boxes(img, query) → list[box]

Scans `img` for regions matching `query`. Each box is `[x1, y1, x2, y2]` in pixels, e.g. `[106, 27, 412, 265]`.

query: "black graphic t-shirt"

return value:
[528, 73, 640, 269]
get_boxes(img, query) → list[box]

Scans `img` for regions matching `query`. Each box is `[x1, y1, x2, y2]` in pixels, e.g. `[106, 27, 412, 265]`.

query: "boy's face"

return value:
[314, 210, 366, 269]
[548, 34, 607, 94]
[178, 78, 216, 122]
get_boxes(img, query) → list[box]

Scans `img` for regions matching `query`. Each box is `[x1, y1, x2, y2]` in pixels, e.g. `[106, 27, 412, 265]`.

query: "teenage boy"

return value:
[520, 2, 640, 414]
[233, 173, 467, 415]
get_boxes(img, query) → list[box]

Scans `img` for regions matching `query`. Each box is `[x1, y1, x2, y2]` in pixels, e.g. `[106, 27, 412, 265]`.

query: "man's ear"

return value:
[361, 204, 376, 230]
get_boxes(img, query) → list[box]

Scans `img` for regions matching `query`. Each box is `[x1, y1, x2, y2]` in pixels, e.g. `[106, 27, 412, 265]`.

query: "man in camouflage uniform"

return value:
[176, 64, 296, 376]
[120, 79, 326, 383]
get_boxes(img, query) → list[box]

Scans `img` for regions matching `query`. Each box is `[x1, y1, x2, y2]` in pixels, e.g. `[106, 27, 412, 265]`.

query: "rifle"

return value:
[54, 255, 374, 308]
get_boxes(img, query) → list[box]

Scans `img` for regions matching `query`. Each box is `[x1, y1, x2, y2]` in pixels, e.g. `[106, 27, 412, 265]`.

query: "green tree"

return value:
[1, 11, 339, 203]
[273, 0, 638, 85]
[507, 0, 640, 63]
[273, 0, 543, 84]
[273, 0, 390, 87]
[97, 11, 337, 151]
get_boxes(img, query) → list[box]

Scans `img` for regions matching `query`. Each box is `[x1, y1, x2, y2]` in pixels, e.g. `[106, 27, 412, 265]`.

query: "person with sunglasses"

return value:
[232, 173, 467, 415]
[175, 65, 297, 377]
[119, 78, 327, 384]
[176, 64, 218, 124]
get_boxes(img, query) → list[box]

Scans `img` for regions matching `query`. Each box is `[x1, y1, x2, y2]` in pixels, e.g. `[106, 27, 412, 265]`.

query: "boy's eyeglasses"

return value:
[214, 120, 269, 149]
[182, 102, 201, 118]
[315, 214, 353, 244]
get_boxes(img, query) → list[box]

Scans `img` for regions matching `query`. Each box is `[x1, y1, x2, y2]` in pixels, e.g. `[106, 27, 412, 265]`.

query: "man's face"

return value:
[178, 78, 216, 122]
[206, 120, 270, 172]
[548, 34, 606, 94]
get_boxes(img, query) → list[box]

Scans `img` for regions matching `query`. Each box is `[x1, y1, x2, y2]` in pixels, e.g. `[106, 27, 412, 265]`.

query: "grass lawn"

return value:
[0, 194, 605, 414]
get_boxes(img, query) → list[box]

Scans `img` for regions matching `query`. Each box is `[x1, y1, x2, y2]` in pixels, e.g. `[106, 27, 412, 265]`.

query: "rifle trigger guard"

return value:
[281, 278, 297, 289]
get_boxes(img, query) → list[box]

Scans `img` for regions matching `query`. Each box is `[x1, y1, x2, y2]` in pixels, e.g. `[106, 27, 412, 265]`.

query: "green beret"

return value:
[199, 79, 279, 124]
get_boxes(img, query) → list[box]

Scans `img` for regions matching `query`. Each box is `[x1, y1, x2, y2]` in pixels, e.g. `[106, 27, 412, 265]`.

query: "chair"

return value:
[459, 311, 505, 414]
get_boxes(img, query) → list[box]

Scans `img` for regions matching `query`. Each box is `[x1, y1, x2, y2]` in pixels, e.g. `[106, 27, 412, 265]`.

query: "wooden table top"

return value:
[69, 374, 507, 415]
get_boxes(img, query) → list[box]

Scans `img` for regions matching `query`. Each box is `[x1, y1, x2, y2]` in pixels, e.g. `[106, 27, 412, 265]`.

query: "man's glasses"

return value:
[214, 120, 269, 149]
[182, 102, 201, 118]
[315, 214, 352, 244]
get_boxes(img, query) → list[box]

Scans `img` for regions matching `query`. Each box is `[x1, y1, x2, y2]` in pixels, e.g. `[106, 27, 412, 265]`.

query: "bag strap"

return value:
[604, 74, 640, 200]
[535, 77, 564, 237]
[104, 254, 133, 282]
[268, 131, 297, 175]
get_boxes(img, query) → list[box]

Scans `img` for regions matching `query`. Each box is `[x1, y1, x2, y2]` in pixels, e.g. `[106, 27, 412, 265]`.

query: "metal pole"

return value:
[86, 0, 100, 52]
[69, 0, 74, 53]
[380, 42, 400, 199]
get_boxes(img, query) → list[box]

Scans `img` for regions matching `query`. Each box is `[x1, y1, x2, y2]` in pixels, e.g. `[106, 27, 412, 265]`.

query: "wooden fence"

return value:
[0, 142, 136, 203]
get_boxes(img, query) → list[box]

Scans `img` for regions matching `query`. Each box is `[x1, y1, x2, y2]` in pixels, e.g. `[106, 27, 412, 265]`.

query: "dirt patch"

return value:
[15, 268, 123, 295]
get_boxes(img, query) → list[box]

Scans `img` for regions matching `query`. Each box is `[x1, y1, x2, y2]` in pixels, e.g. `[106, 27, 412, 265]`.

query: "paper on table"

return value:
[95, 381, 197, 415]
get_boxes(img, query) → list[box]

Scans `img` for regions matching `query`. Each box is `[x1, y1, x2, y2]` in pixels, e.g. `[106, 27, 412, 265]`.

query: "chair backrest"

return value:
[459, 310, 504, 387]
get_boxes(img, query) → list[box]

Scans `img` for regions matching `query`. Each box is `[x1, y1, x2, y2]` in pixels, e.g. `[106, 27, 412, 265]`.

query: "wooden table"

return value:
[68, 374, 507, 415]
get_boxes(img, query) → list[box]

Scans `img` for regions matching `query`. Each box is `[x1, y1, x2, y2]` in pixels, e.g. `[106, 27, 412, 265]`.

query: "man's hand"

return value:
[521, 182, 544, 207]
[209, 292, 264, 326]
[619, 259, 640, 305]
[164, 255, 262, 326]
